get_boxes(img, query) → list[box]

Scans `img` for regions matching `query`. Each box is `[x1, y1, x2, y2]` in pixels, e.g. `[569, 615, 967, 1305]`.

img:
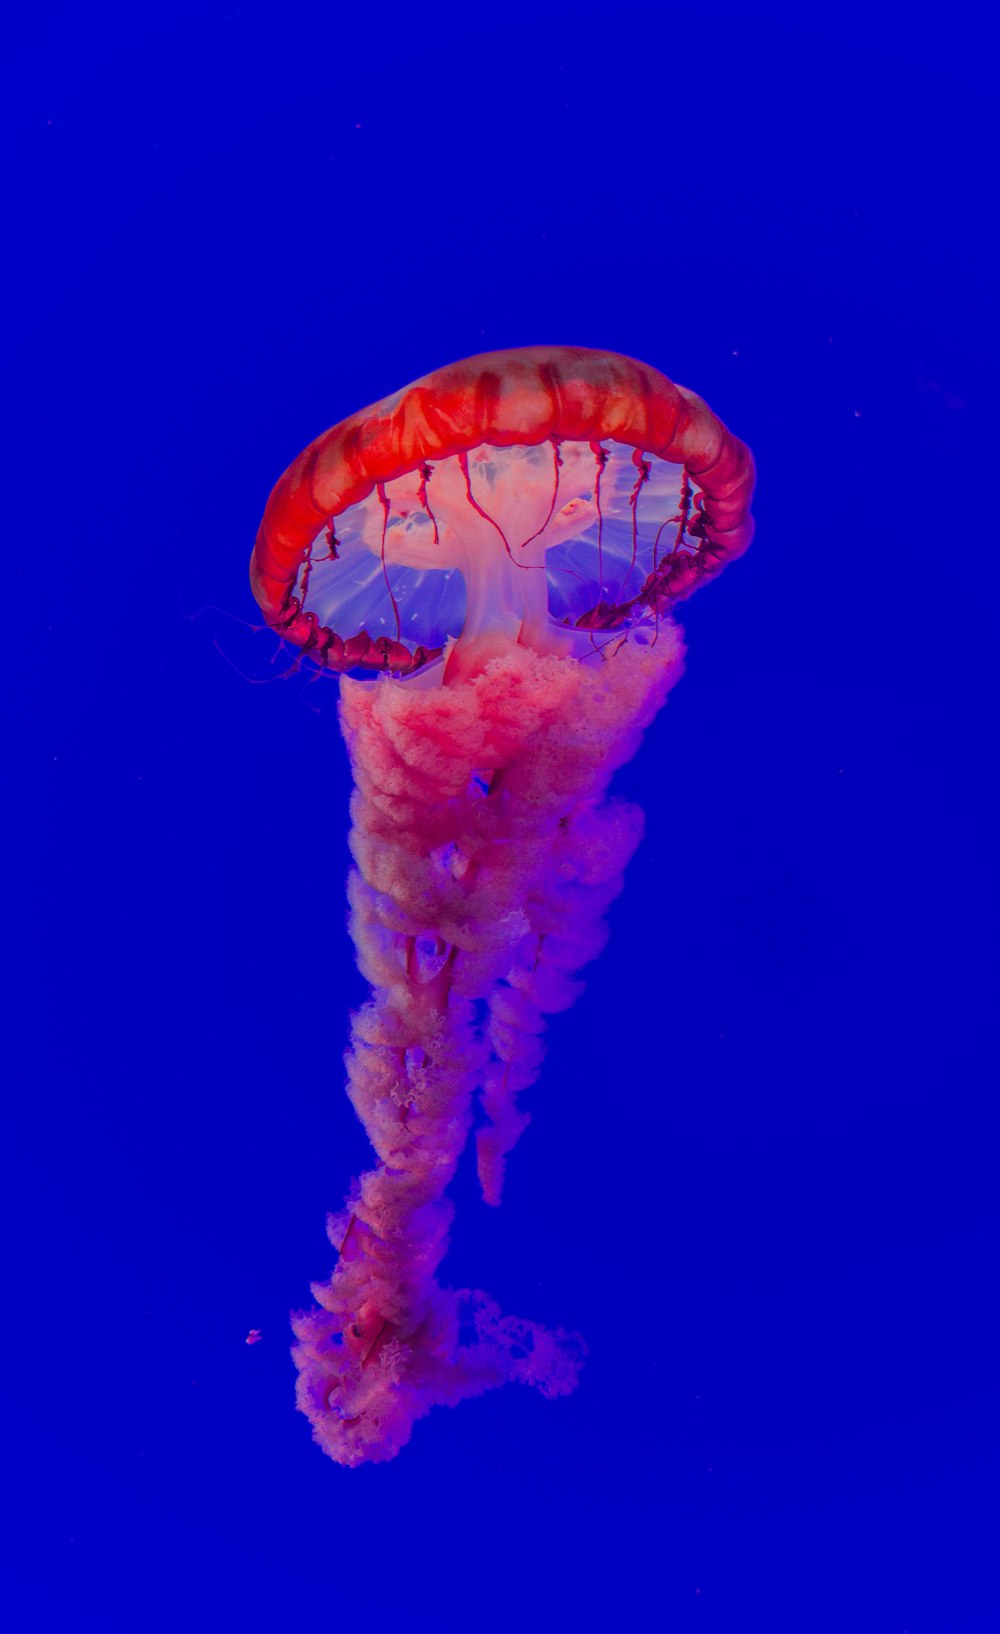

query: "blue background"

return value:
[10, 5, 996, 1629]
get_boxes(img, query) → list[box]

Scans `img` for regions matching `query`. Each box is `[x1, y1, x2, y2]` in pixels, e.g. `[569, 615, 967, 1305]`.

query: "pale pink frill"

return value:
[292, 629, 684, 1464]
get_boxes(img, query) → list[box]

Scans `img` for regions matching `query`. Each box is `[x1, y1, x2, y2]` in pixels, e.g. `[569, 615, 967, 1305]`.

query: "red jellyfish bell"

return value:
[251, 347, 754, 1466]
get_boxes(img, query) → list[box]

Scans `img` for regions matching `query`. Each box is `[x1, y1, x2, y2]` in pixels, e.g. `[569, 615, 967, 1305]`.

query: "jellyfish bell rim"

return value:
[250, 344, 756, 677]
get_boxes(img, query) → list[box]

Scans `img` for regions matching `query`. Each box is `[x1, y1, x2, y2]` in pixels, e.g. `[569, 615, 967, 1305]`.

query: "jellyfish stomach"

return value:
[442, 527, 596, 683]
[370, 448, 594, 683]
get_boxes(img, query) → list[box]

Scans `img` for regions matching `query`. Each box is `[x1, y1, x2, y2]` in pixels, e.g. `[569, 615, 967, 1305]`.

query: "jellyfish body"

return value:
[250, 347, 754, 1465]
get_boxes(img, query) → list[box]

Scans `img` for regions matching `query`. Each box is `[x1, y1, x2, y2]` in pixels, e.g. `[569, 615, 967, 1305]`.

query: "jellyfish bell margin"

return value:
[251, 344, 754, 686]
[249, 345, 755, 1467]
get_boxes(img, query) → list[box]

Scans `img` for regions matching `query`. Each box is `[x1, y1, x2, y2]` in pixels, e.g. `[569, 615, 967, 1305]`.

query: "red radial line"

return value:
[674, 470, 693, 554]
[375, 481, 402, 643]
[299, 538, 315, 609]
[519, 437, 564, 549]
[651, 468, 692, 572]
[623, 447, 651, 598]
[416, 463, 440, 546]
[458, 450, 534, 570]
[588, 441, 610, 657]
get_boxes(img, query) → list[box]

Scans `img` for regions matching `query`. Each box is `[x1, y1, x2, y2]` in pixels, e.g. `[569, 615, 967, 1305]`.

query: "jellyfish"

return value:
[250, 346, 754, 1466]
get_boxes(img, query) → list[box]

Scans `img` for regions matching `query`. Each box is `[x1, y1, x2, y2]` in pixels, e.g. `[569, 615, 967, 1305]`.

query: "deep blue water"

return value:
[10, 6, 996, 1629]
